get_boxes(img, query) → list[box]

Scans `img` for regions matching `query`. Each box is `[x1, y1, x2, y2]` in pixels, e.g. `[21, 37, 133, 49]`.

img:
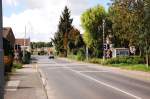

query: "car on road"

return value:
[48, 52, 54, 59]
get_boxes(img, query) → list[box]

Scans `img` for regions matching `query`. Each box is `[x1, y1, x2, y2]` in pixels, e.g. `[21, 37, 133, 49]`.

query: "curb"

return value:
[37, 65, 54, 99]
[37, 66, 49, 99]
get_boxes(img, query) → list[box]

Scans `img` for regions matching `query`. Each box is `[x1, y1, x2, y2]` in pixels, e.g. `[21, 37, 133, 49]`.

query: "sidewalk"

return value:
[4, 64, 47, 99]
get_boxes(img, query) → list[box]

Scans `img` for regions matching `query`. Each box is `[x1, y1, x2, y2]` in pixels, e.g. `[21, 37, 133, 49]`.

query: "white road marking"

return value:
[66, 67, 142, 99]
[47, 67, 66, 70]
[6, 81, 20, 91]
[78, 71, 110, 73]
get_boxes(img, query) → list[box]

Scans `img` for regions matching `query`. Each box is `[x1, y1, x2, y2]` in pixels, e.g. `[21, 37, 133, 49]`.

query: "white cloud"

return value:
[3, 0, 92, 42]
[3, 0, 19, 6]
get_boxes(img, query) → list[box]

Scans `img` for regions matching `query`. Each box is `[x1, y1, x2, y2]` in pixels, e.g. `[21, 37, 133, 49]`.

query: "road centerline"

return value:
[65, 67, 142, 99]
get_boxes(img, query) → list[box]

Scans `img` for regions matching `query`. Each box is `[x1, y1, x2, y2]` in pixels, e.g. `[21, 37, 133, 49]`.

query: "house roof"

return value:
[15, 38, 30, 46]
[2, 27, 15, 45]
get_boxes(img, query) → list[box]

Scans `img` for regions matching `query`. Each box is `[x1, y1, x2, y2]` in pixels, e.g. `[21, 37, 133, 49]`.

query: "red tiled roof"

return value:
[15, 38, 30, 46]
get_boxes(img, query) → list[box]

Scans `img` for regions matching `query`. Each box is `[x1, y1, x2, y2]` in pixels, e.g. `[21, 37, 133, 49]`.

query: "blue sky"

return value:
[3, 0, 110, 42]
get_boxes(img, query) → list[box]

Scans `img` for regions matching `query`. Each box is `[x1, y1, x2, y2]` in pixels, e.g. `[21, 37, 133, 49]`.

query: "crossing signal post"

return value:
[103, 44, 110, 50]
[102, 19, 105, 61]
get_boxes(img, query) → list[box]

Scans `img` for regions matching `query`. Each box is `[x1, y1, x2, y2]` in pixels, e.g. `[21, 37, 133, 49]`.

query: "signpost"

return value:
[0, 0, 4, 98]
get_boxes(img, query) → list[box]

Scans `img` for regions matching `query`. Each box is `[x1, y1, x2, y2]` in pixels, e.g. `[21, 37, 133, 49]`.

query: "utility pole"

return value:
[23, 26, 26, 63]
[103, 19, 105, 61]
[0, 0, 4, 98]
[86, 46, 89, 61]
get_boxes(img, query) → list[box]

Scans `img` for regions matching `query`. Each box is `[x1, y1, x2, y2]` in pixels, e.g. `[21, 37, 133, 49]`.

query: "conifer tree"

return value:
[52, 6, 73, 56]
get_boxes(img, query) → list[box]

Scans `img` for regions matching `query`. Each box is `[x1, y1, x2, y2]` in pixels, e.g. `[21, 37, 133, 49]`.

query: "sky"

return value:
[3, 0, 110, 42]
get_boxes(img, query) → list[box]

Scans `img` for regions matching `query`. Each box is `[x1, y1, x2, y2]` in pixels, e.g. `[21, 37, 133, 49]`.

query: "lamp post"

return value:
[22, 26, 26, 63]
[103, 19, 105, 61]
[0, 0, 4, 98]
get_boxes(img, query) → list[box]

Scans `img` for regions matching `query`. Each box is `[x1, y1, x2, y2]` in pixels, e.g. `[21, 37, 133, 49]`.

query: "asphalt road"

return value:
[35, 56, 150, 99]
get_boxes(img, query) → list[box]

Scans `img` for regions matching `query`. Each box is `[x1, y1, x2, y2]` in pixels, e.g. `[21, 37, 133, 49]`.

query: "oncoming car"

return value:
[48, 52, 54, 59]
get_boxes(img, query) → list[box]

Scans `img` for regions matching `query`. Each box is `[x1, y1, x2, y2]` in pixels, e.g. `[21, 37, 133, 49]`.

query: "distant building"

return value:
[112, 48, 130, 58]
[15, 38, 31, 52]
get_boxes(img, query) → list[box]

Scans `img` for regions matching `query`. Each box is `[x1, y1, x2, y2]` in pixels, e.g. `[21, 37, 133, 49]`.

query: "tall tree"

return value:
[60, 6, 73, 57]
[52, 6, 73, 56]
[109, 0, 144, 48]
[143, 0, 150, 66]
[52, 31, 64, 55]
[81, 5, 109, 57]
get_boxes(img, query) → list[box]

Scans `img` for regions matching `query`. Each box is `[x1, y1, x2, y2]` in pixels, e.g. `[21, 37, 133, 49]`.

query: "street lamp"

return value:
[0, 0, 4, 99]
[22, 26, 26, 63]
[103, 19, 105, 61]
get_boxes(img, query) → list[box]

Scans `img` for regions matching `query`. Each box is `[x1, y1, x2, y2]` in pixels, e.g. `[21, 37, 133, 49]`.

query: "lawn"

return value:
[111, 64, 150, 72]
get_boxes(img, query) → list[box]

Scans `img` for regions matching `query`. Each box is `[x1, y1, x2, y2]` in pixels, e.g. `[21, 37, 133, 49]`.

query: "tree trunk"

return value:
[146, 52, 149, 67]
[145, 40, 149, 67]
[64, 32, 68, 57]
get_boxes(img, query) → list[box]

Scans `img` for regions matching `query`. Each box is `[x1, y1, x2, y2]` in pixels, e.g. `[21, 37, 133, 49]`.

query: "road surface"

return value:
[35, 56, 150, 99]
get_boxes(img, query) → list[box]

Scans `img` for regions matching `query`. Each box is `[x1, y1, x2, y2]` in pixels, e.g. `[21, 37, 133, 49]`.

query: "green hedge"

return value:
[76, 48, 85, 61]
[89, 56, 144, 65]
[22, 51, 31, 64]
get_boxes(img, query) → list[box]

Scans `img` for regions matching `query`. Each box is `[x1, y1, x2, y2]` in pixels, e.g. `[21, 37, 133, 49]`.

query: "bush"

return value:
[22, 51, 31, 64]
[103, 56, 144, 65]
[89, 58, 103, 64]
[13, 63, 23, 69]
[76, 48, 86, 61]
[89, 56, 144, 65]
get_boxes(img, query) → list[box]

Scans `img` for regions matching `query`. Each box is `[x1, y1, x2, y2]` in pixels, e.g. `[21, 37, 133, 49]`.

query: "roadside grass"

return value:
[110, 64, 150, 72]
[13, 63, 23, 69]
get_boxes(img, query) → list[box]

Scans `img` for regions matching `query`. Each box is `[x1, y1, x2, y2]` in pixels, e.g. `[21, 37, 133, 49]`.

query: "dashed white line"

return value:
[78, 71, 110, 73]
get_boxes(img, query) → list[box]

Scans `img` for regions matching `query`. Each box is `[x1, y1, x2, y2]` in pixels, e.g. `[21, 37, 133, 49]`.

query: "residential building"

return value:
[15, 38, 31, 52]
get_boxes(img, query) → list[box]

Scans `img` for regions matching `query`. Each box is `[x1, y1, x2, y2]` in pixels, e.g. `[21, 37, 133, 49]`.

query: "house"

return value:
[15, 38, 31, 52]
[2, 27, 15, 46]
[2, 27, 15, 72]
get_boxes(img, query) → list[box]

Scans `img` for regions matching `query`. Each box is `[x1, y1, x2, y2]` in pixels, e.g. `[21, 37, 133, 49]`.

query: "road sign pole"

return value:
[0, 0, 4, 98]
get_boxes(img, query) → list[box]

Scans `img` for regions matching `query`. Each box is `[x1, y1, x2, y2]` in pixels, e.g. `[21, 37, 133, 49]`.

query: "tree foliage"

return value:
[68, 27, 85, 54]
[81, 5, 109, 57]
[109, 0, 144, 47]
[109, 0, 150, 66]
[52, 6, 73, 56]
[31, 42, 53, 49]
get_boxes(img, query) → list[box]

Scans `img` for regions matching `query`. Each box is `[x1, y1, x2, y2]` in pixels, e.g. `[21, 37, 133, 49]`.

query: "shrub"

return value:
[13, 63, 23, 69]
[89, 58, 103, 64]
[22, 51, 31, 64]
[102, 56, 144, 65]
[89, 56, 144, 65]
[76, 48, 85, 61]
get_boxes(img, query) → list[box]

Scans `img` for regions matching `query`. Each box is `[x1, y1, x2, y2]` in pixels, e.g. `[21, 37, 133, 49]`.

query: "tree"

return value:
[52, 6, 73, 57]
[109, 0, 150, 66]
[143, 0, 150, 66]
[81, 5, 108, 57]
[52, 31, 64, 55]
[68, 27, 85, 54]
[109, 0, 144, 48]
[59, 6, 73, 57]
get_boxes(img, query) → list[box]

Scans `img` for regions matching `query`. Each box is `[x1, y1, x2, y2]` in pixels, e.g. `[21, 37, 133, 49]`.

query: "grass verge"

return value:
[110, 64, 150, 72]
[13, 63, 23, 69]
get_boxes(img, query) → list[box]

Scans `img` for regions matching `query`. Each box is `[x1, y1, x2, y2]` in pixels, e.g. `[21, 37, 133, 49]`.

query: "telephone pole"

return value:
[103, 19, 105, 61]
[0, 0, 4, 98]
